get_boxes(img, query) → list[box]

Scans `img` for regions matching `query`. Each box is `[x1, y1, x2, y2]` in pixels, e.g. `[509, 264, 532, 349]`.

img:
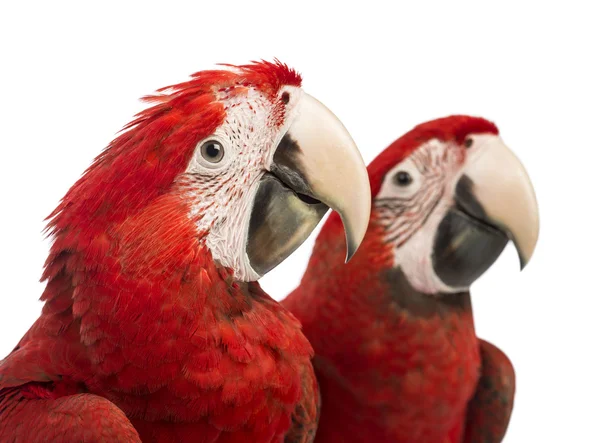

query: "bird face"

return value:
[372, 116, 539, 294]
[176, 67, 370, 281]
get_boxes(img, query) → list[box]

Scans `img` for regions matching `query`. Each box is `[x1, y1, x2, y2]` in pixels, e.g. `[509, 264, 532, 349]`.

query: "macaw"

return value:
[0, 60, 371, 443]
[284, 116, 540, 443]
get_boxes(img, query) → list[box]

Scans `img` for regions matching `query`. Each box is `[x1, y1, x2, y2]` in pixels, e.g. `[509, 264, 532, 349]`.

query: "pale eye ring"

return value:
[394, 171, 413, 187]
[200, 140, 225, 163]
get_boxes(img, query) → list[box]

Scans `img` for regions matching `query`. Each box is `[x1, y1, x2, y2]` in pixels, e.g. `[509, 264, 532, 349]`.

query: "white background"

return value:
[1, 1, 598, 441]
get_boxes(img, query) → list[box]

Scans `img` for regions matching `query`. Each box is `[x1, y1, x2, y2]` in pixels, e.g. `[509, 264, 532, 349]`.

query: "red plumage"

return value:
[0, 60, 318, 442]
[284, 116, 514, 443]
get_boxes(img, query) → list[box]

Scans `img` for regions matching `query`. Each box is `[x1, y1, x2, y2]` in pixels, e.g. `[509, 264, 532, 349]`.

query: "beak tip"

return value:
[518, 251, 531, 271]
[342, 209, 369, 264]
[344, 235, 358, 263]
[519, 259, 527, 271]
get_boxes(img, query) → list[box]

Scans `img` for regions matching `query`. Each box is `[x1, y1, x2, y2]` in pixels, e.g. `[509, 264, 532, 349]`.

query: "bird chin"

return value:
[432, 206, 509, 289]
[246, 173, 328, 277]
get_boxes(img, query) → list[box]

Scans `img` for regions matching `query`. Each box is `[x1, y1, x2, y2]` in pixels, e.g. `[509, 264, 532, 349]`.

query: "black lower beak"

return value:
[245, 132, 329, 277]
[246, 173, 328, 277]
[432, 176, 509, 288]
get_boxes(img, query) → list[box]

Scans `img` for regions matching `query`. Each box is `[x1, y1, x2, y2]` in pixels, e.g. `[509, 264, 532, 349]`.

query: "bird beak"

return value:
[433, 135, 540, 289]
[247, 92, 371, 277]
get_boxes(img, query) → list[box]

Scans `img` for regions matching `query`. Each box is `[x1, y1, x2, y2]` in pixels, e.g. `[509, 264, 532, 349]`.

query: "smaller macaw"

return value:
[284, 115, 540, 443]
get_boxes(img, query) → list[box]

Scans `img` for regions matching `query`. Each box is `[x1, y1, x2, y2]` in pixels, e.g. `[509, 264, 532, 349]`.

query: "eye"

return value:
[200, 140, 225, 163]
[281, 92, 290, 104]
[394, 171, 413, 187]
[464, 137, 474, 148]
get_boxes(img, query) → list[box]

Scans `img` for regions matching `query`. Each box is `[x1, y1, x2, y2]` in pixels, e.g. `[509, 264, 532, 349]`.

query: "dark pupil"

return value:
[395, 171, 412, 186]
[205, 143, 221, 158]
[201, 140, 224, 163]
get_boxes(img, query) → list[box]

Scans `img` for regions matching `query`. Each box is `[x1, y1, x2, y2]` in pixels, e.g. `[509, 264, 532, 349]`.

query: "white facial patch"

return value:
[181, 86, 303, 282]
[374, 139, 466, 295]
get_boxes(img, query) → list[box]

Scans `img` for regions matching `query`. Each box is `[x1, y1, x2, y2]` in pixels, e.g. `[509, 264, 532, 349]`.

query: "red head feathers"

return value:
[46, 60, 302, 236]
[368, 115, 498, 196]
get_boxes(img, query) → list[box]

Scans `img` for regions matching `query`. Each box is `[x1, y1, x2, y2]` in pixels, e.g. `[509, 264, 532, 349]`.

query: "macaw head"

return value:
[47, 60, 370, 282]
[368, 115, 539, 294]
[313, 115, 539, 295]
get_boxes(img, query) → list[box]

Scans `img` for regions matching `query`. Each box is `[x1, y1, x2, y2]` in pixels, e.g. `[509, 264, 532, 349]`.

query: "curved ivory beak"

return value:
[460, 135, 540, 269]
[270, 92, 371, 261]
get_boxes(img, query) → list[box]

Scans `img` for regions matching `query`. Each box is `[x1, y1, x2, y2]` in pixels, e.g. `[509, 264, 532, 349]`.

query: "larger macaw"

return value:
[0, 60, 371, 442]
[284, 115, 540, 443]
